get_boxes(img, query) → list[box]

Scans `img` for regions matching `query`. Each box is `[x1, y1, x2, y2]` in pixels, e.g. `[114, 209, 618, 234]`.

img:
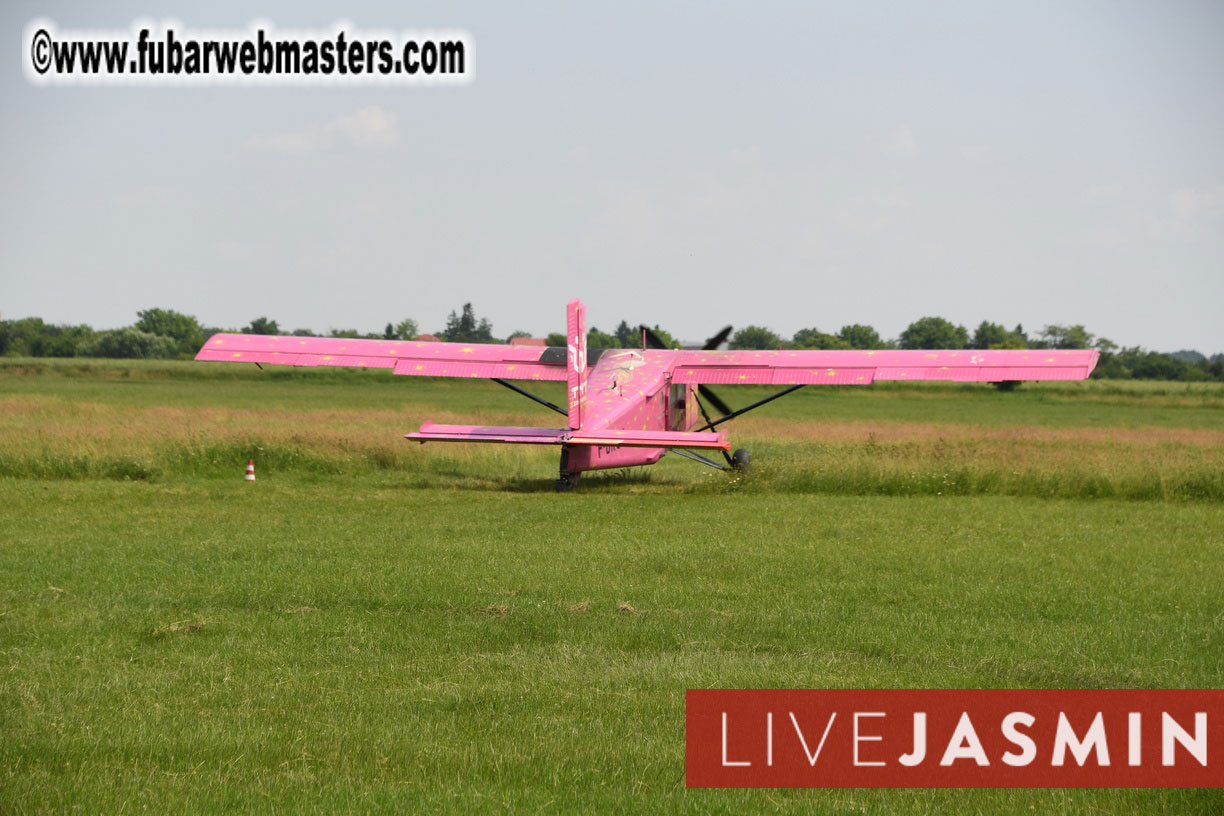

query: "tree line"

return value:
[2, 304, 1220, 382]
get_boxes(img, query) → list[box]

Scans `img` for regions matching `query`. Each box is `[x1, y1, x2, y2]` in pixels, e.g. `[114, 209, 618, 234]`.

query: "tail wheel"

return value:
[731, 448, 751, 472]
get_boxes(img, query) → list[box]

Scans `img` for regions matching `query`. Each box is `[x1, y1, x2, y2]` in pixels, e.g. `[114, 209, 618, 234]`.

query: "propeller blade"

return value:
[698, 384, 733, 417]
[702, 325, 732, 350]
[638, 325, 668, 350]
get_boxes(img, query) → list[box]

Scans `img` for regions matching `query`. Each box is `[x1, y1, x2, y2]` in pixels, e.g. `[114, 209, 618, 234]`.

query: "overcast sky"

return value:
[3, 1, 1222, 351]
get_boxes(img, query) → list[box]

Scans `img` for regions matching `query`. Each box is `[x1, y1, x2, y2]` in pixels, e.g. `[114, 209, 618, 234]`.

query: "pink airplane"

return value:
[197, 299, 1099, 490]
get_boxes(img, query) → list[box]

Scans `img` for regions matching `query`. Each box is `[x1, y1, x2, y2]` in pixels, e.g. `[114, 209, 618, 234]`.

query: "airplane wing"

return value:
[671, 348, 1099, 385]
[195, 334, 568, 382]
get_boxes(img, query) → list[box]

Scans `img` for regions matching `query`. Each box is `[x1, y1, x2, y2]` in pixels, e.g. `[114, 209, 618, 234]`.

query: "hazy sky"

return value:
[3, 1, 1222, 351]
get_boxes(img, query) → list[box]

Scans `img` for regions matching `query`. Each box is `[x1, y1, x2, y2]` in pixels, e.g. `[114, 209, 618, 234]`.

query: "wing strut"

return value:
[670, 448, 729, 471]
[692, 392, 736, 467]
[695, 385, 806, 432]
[491, 378, 568, 417]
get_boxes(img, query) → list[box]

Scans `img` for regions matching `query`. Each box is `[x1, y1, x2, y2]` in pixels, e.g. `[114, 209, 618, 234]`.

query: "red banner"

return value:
[686, 689, 1224, 788]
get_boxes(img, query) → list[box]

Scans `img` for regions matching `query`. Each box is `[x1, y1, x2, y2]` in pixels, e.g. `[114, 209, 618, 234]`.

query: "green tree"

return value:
[135, 308, 204, 355]
[389, 318, 419, 341]
[243, 317, 281, 335]
[441, 303, 495, 343]
[1126, 349, 1196, 380]
[506, 330, 532, 341]
[898, 317, 969, 350]
[76, 328, 177, 359]
[730, 326, 785, 350]
[837, 324, 883, 349]
[544, 332, 567, 347]
[971, 321, 1011, 349]
[792, 328, 849, 350]
[0, 318, 95, 357]
[1036, 324, 1093, 350]
[614, 320, 636, 348]
[586, 327, 618, 348]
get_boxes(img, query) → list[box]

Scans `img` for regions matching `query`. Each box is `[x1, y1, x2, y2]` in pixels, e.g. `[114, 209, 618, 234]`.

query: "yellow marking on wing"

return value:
[415, 365, 424, 371]
[460, 347, 474, 354]
[1047, 357, 1055, 362]
[213, 339, 224, 344]
[299, 340, 307, 345]
[507, 365, 516, 371]
[232, 352, 243, 358]
[827, 370, 836, 376]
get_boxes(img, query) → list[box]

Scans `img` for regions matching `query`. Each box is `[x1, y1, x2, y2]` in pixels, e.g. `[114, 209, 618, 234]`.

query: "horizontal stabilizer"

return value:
[567, 428, 730, 450]
[406, 422, 566, 445]
[406, 422, 729, 450]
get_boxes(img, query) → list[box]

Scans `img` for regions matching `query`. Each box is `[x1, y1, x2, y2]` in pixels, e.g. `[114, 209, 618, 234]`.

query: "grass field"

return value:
[2, 359, 1222, 813]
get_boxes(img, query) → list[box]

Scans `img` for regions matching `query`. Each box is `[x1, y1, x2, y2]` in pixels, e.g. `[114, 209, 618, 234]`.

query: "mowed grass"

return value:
[2, 359, 1223, 813]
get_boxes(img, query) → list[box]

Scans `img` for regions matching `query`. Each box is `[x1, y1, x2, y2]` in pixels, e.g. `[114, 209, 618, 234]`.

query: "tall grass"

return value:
[1, 359, 1221, 500]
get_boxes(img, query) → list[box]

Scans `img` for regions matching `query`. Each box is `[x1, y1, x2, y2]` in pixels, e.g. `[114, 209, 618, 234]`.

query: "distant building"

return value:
[509, 337, 546, 347]
[415, 334, 441, 342]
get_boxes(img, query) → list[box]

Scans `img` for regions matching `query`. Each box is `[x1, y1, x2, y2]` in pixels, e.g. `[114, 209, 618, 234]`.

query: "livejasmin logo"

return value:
[685, 690, 1224, 788]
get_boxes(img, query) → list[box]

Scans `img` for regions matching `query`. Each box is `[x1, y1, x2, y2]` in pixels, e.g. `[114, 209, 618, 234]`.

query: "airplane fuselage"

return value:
[566, 348, 699, 472]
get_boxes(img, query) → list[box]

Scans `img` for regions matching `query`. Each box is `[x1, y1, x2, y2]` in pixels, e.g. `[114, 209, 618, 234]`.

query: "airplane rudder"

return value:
[566, 299, 587, 429]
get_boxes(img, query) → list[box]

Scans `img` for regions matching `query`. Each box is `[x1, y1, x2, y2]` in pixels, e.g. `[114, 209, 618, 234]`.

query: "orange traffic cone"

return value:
[245, 459, 256, 482]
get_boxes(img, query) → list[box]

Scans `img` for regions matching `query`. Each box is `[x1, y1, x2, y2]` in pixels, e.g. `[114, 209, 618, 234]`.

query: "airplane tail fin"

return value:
[566, 299, 587, 430]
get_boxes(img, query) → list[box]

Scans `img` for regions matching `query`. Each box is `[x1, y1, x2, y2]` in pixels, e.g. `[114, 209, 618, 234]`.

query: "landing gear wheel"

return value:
[731, 448, 751, 472]
[555, 445, 580, 492]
